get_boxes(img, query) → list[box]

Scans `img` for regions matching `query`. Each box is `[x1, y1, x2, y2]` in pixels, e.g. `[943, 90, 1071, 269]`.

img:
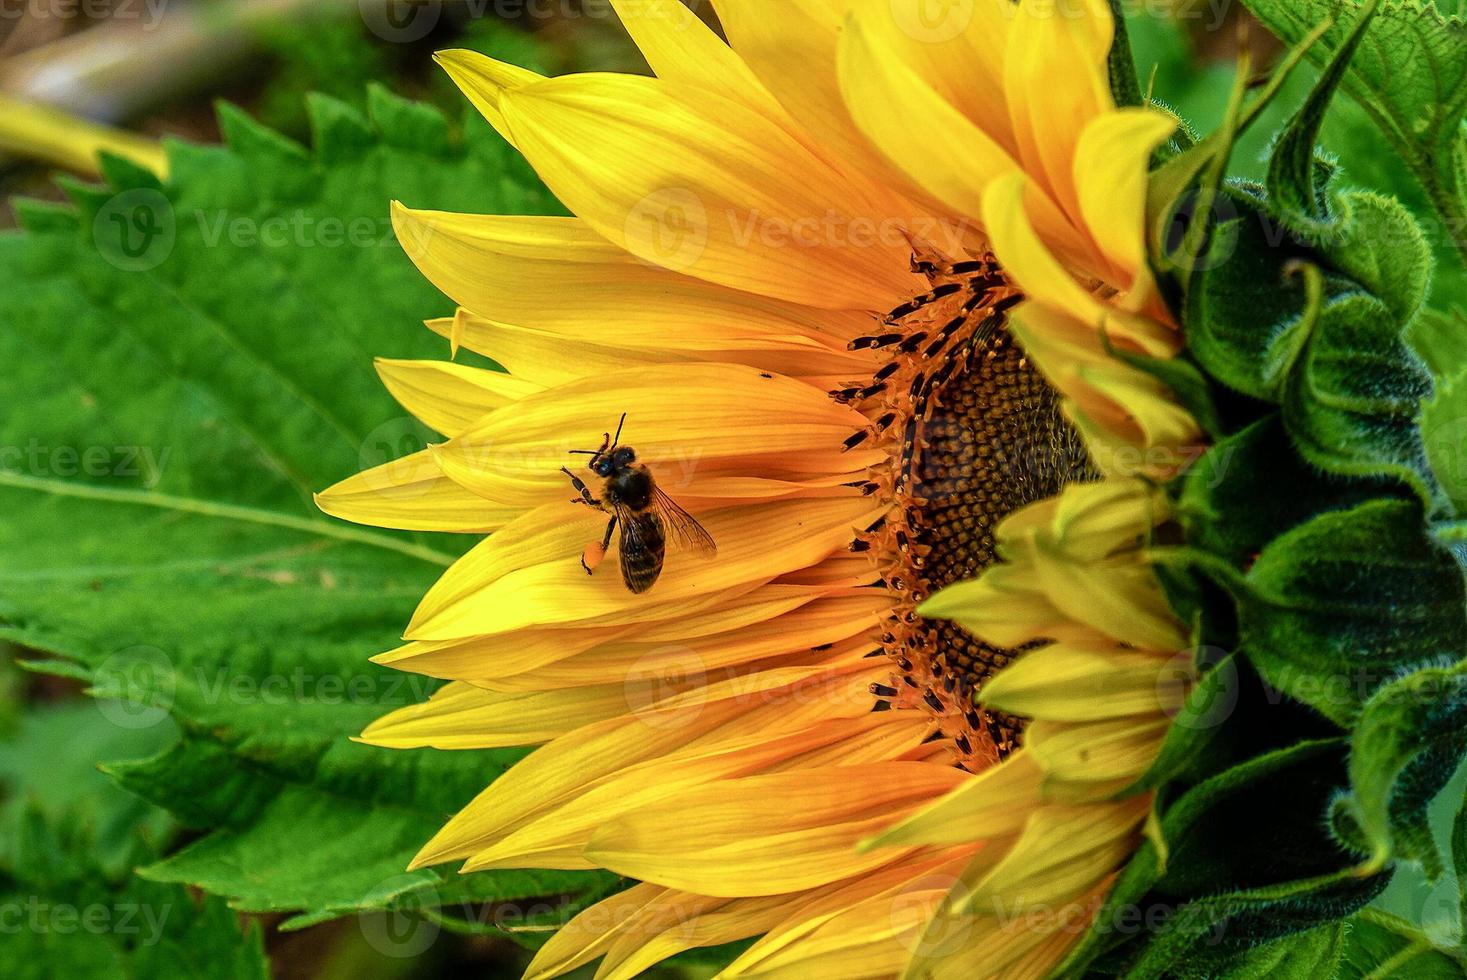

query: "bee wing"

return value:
[652, 486, 717, 557]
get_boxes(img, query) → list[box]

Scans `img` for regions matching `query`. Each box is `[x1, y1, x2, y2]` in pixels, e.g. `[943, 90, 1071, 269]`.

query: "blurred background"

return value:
[0, 2, 1462, 978]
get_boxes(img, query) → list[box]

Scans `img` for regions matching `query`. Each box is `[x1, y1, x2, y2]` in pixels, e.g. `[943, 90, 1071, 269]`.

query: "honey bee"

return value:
[561, 414, 717, 594]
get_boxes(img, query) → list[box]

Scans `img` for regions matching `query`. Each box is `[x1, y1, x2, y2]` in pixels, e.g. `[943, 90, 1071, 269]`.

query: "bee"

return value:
[560, 414, 717, 594]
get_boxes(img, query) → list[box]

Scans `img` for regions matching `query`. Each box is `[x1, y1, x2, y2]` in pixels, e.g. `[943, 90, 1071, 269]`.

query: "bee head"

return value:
[612, 446, 636, 468]
[592, 456, 615, 477]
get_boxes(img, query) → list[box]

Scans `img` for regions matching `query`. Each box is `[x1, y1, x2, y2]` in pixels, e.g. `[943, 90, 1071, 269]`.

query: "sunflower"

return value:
[317, 1, 1200, 976]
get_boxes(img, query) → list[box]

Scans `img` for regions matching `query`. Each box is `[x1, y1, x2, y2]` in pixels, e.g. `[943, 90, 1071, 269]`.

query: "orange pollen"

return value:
[835, 248, 1093, 770]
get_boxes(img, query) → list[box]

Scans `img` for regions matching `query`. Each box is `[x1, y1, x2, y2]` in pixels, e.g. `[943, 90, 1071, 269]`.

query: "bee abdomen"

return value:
[619, 514, 667, 594]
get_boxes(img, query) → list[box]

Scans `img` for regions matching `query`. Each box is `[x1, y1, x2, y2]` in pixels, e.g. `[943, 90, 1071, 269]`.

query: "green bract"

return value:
[1066, 1, 1467, 974]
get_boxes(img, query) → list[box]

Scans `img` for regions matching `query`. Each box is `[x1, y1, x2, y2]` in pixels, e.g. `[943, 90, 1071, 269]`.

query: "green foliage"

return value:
[1324, 192, 1433, 324]
[1183, 192, 1438, 505]
[1423, 367, 1467, 513]
[0, 705, 268, 979]
[1411, 308, 1467, 382]
[1236, 499, 1463, 726]
[251, 13, 393, 138]
[0, 89, 604, 934]
[1177, 416, 1395, 567]
[1240, 0, 1467, 260]
[1334, 660, 1467, 880]
[1281, 290, 1436, 505]
[1182, 196, 1317, 401]
[1216, 922, 1346, 979]
[1265, 0, 1382, 234]
[1127, 8, 1467, 973]
[1336, 910, 1467, 978]
[1061, 739, 1388, 978]
[1106, 0, 1144, 108]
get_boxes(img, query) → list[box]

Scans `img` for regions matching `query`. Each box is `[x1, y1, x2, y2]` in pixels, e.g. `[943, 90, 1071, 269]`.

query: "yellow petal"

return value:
[585, 764, 967, 895]
[835, 2, 1081, 259]
[370, 623, 629, 682]
[1003, 0, 1115, 224]
[918, 564, 1097, 649]
[374, 358, 541, 437]
[910, 876, 1113, 980]
[848, 0, 1014, 150]
[375, 585, 823, 682]
[836, 8, 1021, 223]
[862, 752, 1042, 850]
[983, 173, 1176, 358]
[1003, 302, 1199, 462]
[522, 883, 669, 980]
[497, 71, 917, 308]
[425, 367, 877, 513]
[359, 681, 634, 750]
[463, 713, 922, 872]
[433, 48, 544, 140]
[391, 210, 874, 357]
[595, 891, 803, 980]
[1025, 716, 1171, 787]
[423, 310, 867, 392]
[710, 0, 897, 186]
[980, 640, 1187, 722]
[1028, 537, 1186, 651]
[1072, 108, 1179, 306]
[726, 851, 975, 979]
[607, 0, 771, 109]
[963, 796, 1149, 912]
[314, 449, 514, 533]
[1046, 476, 1165, 556]
[411, 659, 886, 865]
[496, 593, 888, 691]
[406, 496, 880, 640]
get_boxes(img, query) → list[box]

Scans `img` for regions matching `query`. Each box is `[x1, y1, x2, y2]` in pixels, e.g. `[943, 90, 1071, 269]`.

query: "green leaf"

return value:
[1265, 0, 1382, 234]
[1423, 367, 1467, 515]
[0, 704, 174, 874]
[1325, 191, 1434, 325]
[1409, 308, 1467, 383]
[1216, 921, 1346, 978]
[1335, 659, 1467, 880]
[1177, 414, 1398, 569]
[1457, 791, 1467, 939]
[1337, 909, 1467, 979]
[1182, 196, 1319, 401]
[114, 734, 611, 933]
[0, 93, 605, 926]
[1060, 738, 1383, 978]
[1237, 499, 1466, 727]
[1106, 0, 1143, 108]
[1280, 288, 1437, 507]
[1240, 0, 1467, 261]
[0, 705, 269, 979]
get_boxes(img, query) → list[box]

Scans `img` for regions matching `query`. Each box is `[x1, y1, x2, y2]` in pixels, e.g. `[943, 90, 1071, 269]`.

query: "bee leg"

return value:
[580, 515, 618, 576]
[561, 466, 604, 509]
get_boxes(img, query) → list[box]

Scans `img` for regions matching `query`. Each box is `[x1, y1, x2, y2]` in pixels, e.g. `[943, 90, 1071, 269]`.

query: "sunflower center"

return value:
[839, 250, 1091, 768]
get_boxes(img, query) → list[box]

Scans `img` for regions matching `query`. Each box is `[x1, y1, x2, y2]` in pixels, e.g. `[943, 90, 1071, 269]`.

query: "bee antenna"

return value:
[610, 413, 627, 450]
